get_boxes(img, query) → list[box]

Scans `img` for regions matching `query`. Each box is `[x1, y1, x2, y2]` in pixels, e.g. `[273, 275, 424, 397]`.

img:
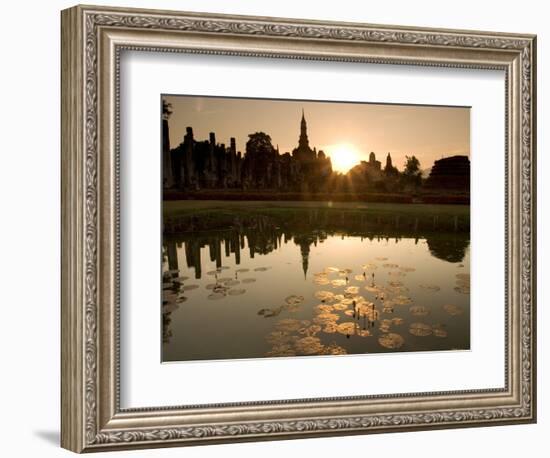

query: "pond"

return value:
[162, 204, 470, 362]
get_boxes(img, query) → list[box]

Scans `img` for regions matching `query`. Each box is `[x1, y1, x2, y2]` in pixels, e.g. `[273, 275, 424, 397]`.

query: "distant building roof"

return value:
[425, 155, 470, 190]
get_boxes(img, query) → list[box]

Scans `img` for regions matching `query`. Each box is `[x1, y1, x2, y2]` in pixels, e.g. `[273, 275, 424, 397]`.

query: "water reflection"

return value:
[162, 207, 470, 361]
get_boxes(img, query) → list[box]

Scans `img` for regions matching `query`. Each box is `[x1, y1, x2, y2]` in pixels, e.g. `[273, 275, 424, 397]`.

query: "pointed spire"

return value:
[298, 108, 309, 149]
[385, 152, 393, 169]
[299, 240, 310, 279]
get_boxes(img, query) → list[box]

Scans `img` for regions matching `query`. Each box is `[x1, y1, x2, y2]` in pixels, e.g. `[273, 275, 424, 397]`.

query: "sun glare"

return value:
[329, 144, 360, 173]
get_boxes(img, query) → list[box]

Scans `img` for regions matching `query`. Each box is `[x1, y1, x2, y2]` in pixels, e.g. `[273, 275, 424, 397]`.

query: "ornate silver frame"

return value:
[61, 4, 537, 453]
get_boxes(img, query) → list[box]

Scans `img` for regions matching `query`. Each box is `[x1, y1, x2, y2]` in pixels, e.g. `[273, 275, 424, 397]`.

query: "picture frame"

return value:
[61, 4, 536, 453]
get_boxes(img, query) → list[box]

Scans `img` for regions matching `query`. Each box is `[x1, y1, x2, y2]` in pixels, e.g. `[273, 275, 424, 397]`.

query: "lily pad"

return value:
[322, 343, 347, 355]
[265, 345, 296, 357]
[433, 324, 448, 338]
[332, 302, 348, 311]
[419, 284, 441, 292]
[207, 292, 226, 300]
[315, 291, 335, 302]
[379, 320, 391, 333]
[322, 322, 338, 333]
[241, 278, 256, 284]
[443, 304, 464, 316]
[211, 284, 229, 294]
[266, 331, 293, 345]
[298, 324, 322, 337]
[313, 312, 340, 325]
[378, 333, 405, 349]
[356, 302, 375, 314]
[364, 285, 384, 294]
[295, 336, 324, 355]
[393, 295, 413, 305]
[285, 295, 305, 306]
[409, 305, 430, 316]
[366, 309, 381, 321]
[275, 318, 302, 332]
[361, 263, 378, 270]
[258, 307, 283, 318]
[182, 284, 199, 291]
[315, 304, 334, 313]
[409, 322, 432, 337]
[454, 285, 470, 294]
[254, 267, 271, 272]
[337, 322, 357, 335]
[454, 274, 470, 294]
[228, 288, 246, 296]
[344, 286, 360, 295]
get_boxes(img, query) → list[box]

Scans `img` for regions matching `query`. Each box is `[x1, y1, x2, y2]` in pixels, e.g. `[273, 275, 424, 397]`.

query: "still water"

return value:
[162, 207, 470, 362]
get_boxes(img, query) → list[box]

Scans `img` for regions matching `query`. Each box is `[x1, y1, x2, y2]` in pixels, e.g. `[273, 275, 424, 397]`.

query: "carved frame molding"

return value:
[61, 4, 536, 453]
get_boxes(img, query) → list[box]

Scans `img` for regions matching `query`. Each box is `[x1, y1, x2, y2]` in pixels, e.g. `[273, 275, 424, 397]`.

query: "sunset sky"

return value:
[163, 95, 470, 174]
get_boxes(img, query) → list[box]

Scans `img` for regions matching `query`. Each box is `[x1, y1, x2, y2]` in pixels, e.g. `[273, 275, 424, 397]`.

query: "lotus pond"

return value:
[162, 204, 470, 361]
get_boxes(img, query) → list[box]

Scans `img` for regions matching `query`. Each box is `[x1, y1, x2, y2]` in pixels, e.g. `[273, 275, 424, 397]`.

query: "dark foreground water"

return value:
[162, 205, 470, 362]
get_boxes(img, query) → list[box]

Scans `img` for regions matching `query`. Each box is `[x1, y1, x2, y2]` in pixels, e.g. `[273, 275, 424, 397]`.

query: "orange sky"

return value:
[163, 95, 470, 173]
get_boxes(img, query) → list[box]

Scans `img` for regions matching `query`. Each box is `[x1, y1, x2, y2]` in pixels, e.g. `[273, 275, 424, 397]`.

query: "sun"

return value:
[328, 144, 360, 173]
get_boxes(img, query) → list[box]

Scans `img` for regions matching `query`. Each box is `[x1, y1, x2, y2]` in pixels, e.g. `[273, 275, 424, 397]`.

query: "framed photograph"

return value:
[61, 4, 536, 453]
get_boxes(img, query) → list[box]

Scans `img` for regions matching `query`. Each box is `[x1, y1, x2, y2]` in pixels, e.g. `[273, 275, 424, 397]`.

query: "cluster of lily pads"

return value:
[204, 266, 268, 300]
[454, 273, 470, 294]
[265, 317, 347, 357]
[264, 258, 469, 356]
[161, 264, 272, 341]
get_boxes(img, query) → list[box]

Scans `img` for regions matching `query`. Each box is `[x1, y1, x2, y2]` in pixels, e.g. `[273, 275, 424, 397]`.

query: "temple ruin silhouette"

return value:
[164, 109, 333, 192]
[161, 105, 459, 194]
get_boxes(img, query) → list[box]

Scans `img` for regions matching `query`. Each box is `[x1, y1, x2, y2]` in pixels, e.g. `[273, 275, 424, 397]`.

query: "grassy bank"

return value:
[163, 200, 470, 235]
[164, 190, 469, 205]
[164, 199, 469, 218]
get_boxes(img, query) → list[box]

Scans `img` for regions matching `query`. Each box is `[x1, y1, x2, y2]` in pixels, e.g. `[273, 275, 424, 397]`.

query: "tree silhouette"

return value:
[402, 155, 422, 188]
[244, 132, 276, 187]
[246, 132, 275, 157]
[162, 100, 173, 120]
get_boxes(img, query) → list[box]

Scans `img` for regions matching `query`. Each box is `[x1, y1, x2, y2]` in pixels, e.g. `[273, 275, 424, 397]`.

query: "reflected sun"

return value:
[328, 144, 360, 173]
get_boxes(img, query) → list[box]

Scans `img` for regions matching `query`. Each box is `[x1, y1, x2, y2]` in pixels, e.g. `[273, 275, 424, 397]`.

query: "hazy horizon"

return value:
[163, 95, 470, 173]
